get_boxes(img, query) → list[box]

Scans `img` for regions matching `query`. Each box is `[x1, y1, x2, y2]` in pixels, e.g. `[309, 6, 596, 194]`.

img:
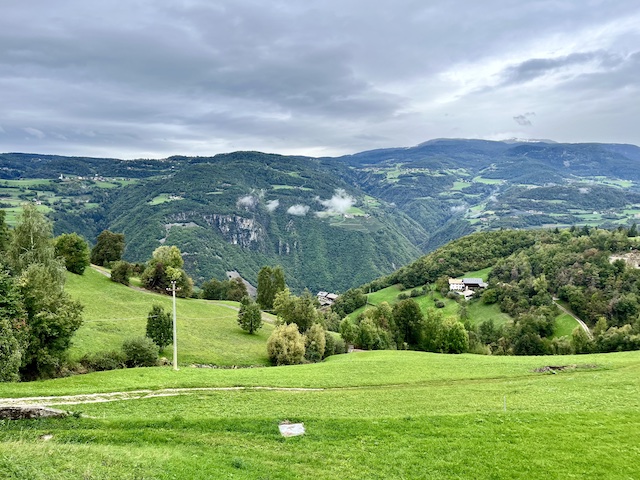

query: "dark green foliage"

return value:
[256, 266, 285, 310]
[237, 296, 263, 334]
[91, 230, 125, 267]
[122, 337, 159, 368]
[110, 260, 132, 285]
[226, 277, 248, 302]
[392, 299, 424, 346]
[0, 266, 26, 382]
[273, 289, 319, 333]
[7, 205, 84, 380]
[304, 323, 326, 362]
[55, 233, 90, 274]
[331, 288, 367, 318]
[0, 210, 10, 252]
[200, 276, 249, 301]
[79, 350, 126, 372]
[440, 318, 469, 354]
[339, 317, 358, 345]
[141, 246, 193, 298]
[146, 304, 172, 350]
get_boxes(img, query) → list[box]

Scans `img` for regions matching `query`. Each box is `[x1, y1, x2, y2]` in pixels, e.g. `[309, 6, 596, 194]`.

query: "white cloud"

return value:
[237, 195, 258, 209]
[266, 199, 280, 212]
[450, 204, 466, 214]
[287, 204, 309, 216]
[318, 189, 355, 214]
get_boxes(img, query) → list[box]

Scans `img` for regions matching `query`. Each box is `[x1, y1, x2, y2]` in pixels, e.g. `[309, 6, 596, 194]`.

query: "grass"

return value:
[65, 268, 273, 365]
[0, 350, 639, 478]
[147, 194, 181, 205]
[554, 313, 580, 337]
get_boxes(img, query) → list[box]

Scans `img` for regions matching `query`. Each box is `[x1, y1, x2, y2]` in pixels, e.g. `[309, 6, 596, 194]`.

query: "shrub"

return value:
[334, 337, 347, 354]
[122, 337, 159, 368]
[410, 288, 422, 298]
[397, 292, 409, 300]
[267, 323, 305, 365]
[435, 300, 445, 308]
[111, 260, 132, 285]
[79, 350, 126, 372]
[324, 331, 336, 358]
[339, 317, 359, 345]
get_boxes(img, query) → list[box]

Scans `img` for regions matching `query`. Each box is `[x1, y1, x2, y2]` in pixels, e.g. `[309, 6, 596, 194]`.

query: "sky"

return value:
[1, 0, 639, 159]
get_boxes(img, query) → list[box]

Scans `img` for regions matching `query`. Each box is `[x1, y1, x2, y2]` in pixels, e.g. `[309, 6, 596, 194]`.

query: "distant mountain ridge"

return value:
[2, 138, 640, 292]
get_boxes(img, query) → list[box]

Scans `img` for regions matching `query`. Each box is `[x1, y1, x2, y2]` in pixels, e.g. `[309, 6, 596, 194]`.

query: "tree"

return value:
[267, 323, 305, 365]
[256, 266, 286, 310]
[392, 298, 424, 346]
[273, 288, 319, 333]
[141, 245, 193, 298]
[0, 266, 26, 382]
[304, 323, 326, 362]
[339, 317, 358, 345]
[237, 296, 263, 334]
[110, 260, 132, 285]
[8, 205, 83, 379]
[146, 304, 172, 350]
[0, 210, 10, 253]
[227, 277, 249, 302]
[90, 230, 125, 266]
[440, 318, 469, 354]
[55, 233, 90, 274]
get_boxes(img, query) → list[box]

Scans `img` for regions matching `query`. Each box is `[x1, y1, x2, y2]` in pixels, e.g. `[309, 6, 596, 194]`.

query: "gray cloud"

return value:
[513, 112, 535, 126]
[0, 1, 639, 157]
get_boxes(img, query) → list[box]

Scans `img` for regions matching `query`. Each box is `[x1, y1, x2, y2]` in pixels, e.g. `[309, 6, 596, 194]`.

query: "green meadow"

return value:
[0, 350, 639, 479]
[65, 268, 274, 366]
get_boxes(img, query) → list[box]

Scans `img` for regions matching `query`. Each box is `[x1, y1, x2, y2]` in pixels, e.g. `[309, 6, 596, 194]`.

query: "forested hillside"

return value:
[3, 139, 640, 292]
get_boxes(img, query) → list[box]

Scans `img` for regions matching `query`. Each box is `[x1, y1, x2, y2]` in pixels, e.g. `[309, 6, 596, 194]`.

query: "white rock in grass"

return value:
[279, 422, 305, 437]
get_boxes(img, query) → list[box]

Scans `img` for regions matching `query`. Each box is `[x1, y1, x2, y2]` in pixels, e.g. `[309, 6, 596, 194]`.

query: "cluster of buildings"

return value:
[448, 277, 488, 300]
[317, 291, 338, 307]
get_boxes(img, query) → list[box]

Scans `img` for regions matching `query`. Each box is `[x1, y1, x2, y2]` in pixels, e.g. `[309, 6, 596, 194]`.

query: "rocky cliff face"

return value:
[167, 212, 267, 250]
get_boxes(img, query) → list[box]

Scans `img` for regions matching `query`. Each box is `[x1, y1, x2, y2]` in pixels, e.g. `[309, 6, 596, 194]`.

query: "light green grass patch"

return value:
[554, 313, 579, 337]
[65, 268, 272, 365]
[473, 176, 503, 185]
[0, 351, 639, 479]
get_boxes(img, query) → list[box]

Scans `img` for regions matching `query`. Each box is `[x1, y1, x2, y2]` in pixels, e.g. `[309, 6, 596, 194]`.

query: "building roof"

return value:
[463, 278, 484, 284]
[449, 278, 464, 284]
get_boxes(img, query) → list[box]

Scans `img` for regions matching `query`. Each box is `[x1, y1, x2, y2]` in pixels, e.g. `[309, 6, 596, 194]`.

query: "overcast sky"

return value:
[1, 1, 639, 159]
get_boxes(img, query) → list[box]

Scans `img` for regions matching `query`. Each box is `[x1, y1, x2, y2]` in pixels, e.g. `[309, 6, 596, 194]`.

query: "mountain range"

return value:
[2, 138, 640, 292]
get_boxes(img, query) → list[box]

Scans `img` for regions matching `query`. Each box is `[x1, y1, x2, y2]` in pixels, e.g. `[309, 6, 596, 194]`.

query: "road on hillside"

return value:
[552, 298, 593, 340]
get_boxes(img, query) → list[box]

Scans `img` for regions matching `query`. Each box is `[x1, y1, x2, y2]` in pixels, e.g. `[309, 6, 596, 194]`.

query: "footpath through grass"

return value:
[1, 351, 639, 479]
[65, 268, 273, 366]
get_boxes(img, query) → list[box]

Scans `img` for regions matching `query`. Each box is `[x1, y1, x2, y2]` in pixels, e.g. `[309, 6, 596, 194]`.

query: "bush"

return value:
[267, 323, 305, 365]
[324, 331, 336, 358]
[122, 337, 159, 368]
[397, 293, 409, 300]
[434, 300, 445, 308]
[410, 288, 422, 298]
[111, 260, 132, 285]
[79, 350, 126, 372]
[334, 337, 347, 354]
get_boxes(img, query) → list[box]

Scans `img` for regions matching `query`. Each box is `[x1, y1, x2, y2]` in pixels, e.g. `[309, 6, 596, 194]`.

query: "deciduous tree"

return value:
[237, 296, 263, 334]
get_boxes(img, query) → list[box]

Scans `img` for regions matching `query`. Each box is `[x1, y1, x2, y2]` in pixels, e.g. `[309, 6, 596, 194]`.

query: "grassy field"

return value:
[0, 350, 639, 479]
[65, 268, 274, 365]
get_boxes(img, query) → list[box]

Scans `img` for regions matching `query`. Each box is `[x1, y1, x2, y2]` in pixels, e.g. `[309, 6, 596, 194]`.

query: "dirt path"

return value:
[553, 298, 593, 339]
[0, 386, 324, 407]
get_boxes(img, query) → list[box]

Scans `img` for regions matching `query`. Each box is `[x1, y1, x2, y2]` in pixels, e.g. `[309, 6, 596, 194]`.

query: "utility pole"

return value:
[167, 280, 179, 371]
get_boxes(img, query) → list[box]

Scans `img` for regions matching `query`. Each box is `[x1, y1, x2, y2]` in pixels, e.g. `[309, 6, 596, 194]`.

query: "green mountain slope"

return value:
[4, 139, 640, 291]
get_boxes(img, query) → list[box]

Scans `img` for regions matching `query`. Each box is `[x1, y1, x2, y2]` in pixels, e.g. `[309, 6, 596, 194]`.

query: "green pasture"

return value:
[450, 181, 472, 191]
[148, 194, 179, 205]
[553, 313, 580, 337]
[0, 350, 639, 479]
[65, 268, 273, 366]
